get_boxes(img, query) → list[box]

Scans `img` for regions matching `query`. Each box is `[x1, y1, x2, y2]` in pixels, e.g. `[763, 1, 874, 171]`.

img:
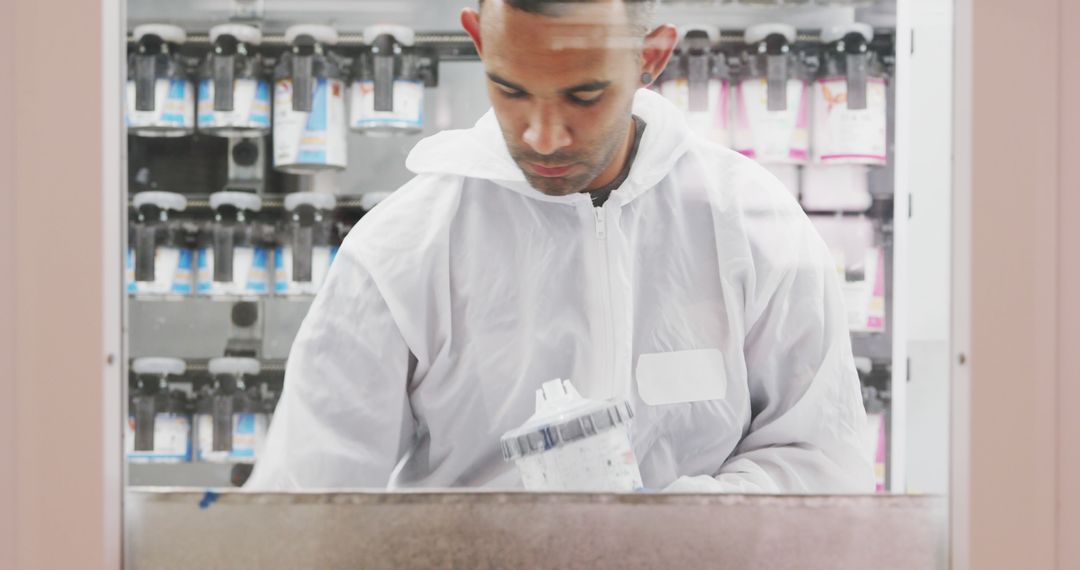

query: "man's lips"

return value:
[526, 162, 577, 177]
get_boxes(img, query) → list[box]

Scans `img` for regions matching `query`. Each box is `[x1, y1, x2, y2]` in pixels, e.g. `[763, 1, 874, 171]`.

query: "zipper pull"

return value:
[593, 207, 607, 239]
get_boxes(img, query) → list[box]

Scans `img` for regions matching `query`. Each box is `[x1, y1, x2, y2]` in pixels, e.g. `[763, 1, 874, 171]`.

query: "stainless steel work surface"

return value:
[126, 490, 946, 569]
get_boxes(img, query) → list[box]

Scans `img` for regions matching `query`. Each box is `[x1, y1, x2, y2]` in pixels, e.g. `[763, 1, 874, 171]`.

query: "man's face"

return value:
[468, 1, 643, 195]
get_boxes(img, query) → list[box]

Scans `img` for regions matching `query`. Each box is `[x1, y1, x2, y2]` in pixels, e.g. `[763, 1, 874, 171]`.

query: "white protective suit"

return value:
[247, 88, 875, 493]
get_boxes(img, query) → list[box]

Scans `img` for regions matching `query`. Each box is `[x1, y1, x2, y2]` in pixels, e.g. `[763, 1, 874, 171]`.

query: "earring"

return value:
[641, 72, 653, 85]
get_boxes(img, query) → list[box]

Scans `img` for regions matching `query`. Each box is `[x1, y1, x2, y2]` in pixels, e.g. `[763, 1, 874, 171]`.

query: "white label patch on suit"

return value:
[635, 348, 728, 406]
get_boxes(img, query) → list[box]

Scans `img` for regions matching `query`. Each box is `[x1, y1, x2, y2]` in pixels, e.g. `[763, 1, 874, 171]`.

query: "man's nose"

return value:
[522, 103, 572, 156]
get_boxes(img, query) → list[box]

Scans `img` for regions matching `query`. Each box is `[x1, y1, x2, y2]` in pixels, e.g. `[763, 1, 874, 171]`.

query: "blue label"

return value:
[197, 80, 214, 125]
[126, 249, 136, 293]
[161, 79, 188, 124]
[196, 248, 212, 293]
[252, 81, 271, 126]
[171, 249, 194, 294]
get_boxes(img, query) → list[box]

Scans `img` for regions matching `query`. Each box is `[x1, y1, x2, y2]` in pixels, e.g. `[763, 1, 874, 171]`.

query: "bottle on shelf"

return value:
[128, 191, 194, 296]
[197, 24, 271, 137]
[126, 24, 194, 137]
[274, 192, 338, 296]
[349, 25, 425, 136]
[127, 357, 192, 463]
[273, 24, 348, 174]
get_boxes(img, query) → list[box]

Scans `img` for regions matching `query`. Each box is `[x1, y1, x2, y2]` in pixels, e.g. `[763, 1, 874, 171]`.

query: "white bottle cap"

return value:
[745, 23, 797, 46]
[284, 192, 337, 212]
[132, 191, 188, 212]
[208, 357, 261, 376]
[285, 24, 339, 46]
[210, 24, 263, 46]
[131, 357, 187, 376]
[133, 24, 187, 45]
[363, 24, 416, 47]
[359, 192, 392, 211]
[678, 25, 718, 44]
[821, 23, 874, 45]
[209, 191, 262, 212]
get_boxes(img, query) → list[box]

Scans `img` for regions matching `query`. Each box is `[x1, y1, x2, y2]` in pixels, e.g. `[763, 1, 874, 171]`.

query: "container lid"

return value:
[363, 24, 416, 47]
[133, 24, 187, 45]
[678, 25, 718, 44]
[744, 23, 796, 45]
[209, 191, 262, 212]
[208, 357, 261, 376]
[285, 24, 339, 46]
[131, 357, 186, 376]
[210, 24, 263, 46]
[284, 192, 337, 212]
[132, 191, 188, 212]
[360, 192, 392, 211]
[499, 379, 635, 461]
[821, 23, 874, 45]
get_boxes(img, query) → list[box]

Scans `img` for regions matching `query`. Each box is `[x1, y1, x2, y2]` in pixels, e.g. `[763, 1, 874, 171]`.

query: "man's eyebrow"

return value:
[487, 73, 528, 93]
[486, 73, 611, 96]
[562, 80, 611, 94]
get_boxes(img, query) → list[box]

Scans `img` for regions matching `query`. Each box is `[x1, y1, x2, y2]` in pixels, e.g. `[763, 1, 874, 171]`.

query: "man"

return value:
[247, 0, 874, 493]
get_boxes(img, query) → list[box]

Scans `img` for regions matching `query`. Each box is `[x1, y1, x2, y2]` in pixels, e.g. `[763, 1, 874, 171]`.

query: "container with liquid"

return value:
[126, 24, 194, 137]
[274, 192, 338, 296]
[500, 379, 642, 492]
[659, 27, 730, 147]
[812, 23, 888, 165]
[196, 192, 269, 297]
[127, 357, 192, 463]
[197, 24, 271, 137]
[194, 358, 268, 464]
[349, 25, 425, 136]
[128, 191, 193, 296]
[733, 24, 810, 163]
[273, 25, 348, 173]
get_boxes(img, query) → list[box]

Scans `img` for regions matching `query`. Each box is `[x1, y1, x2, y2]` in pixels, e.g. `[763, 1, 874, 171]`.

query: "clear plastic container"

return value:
[197, 24, 271, 137]
[500, 379, 642, 492]
[734, 24, 810, 164]
[274, 192, 338, 296]
[126, 24, 194, 137]
[273, 25, 348, 174]
[812, 23, 888, 165]
[127, 357, 192, 463]
[349, 25, 425, 136]
[196, 192, 269, 297]
[128, 191, 194, 296]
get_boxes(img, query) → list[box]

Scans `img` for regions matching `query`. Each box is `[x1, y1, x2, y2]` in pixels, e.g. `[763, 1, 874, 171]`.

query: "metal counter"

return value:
[126, 490, 946, 569]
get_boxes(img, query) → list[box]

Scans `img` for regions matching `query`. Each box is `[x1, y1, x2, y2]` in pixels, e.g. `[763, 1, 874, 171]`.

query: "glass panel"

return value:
[122, 0, 950, 565]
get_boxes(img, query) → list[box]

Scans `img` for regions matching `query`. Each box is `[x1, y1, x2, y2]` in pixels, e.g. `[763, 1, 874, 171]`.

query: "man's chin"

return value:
[523, 173, 587, 197]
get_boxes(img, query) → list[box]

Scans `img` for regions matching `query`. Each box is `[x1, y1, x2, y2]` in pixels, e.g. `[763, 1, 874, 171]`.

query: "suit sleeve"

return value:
[245, 243, 416, 490]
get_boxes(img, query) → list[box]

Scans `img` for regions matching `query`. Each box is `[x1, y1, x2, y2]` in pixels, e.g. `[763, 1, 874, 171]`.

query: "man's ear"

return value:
[461, 8, 483, 57]
[639, 24, 678, 86]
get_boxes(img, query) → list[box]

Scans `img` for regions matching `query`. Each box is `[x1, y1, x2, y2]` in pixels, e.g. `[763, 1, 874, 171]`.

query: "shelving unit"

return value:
[124, 0, 917, 492]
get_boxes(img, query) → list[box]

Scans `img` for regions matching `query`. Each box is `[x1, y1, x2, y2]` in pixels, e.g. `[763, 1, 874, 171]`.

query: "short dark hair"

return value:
[478, 0, 655, 34]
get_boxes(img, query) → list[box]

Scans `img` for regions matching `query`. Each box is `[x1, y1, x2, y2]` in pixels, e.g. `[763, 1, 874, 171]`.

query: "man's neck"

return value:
[584, 117, 639, 192]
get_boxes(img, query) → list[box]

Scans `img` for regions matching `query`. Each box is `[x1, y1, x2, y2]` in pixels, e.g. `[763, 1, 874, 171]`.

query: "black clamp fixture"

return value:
[364, 25, 417, 113]
[131, 24, 186, 112]
[207, 357, 261, 453]
[682, 27, 714, 113]
[209, 191, 263, 284]
[821, 23, 877, 111]
[284, 192, 337, 284]
[283, 25, 340, 112]
[744, 23, 798, 112]
[131, 191, 188, 283]
[130, 358, 187, 452]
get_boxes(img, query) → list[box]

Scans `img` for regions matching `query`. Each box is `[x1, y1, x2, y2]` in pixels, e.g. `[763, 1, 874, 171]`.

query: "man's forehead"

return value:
[480, 0, 641, 52]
